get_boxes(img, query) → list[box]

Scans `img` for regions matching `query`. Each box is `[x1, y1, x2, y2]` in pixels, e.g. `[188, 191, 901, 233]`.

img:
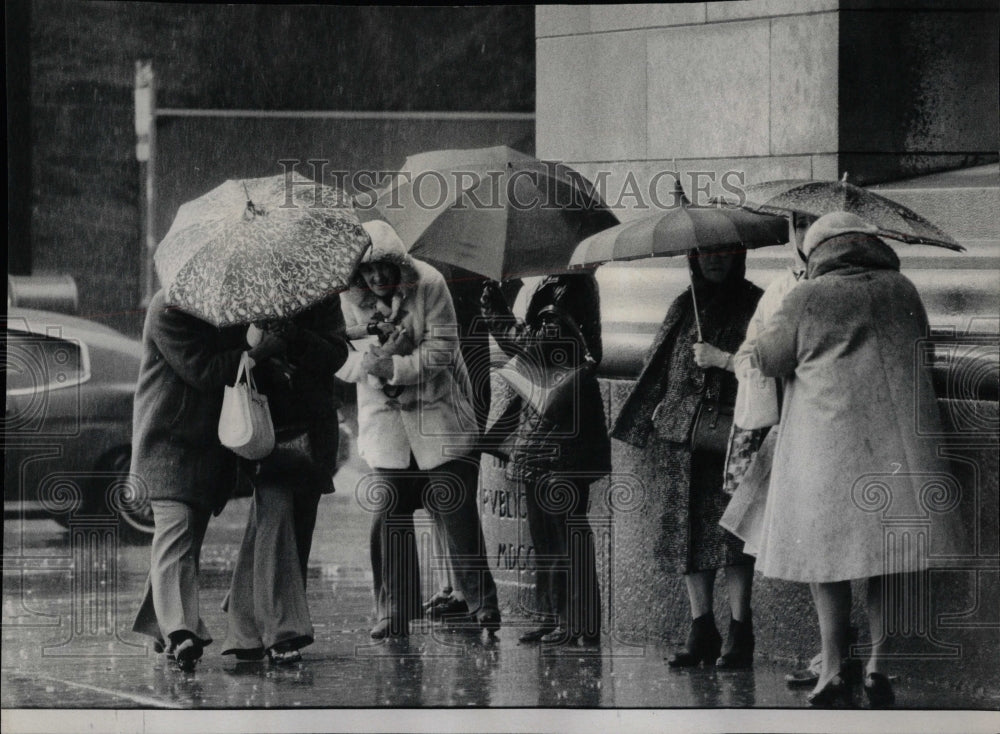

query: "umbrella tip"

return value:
[673, 178, 689, 204]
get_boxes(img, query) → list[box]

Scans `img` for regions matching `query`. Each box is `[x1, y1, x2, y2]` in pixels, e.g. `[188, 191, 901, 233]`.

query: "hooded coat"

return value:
[611, 253, 762, 573]
[337, 236, 477, 471]
[752, 233, 961, 582]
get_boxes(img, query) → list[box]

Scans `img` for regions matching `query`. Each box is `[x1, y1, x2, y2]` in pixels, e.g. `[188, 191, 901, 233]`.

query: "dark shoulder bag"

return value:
[690, 390, 735, 456]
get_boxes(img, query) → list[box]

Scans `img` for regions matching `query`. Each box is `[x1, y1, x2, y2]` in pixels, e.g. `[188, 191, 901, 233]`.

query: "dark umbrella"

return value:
[155, 173, 371, 327]
[570, 181, 788, 339]
[733, 175, 963, 251]
[359, 146, 618, 280]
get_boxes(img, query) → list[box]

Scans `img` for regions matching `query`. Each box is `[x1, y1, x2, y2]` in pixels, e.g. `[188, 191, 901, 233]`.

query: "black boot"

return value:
[716, 615, 755, 669]
[666, 613, 722, 667]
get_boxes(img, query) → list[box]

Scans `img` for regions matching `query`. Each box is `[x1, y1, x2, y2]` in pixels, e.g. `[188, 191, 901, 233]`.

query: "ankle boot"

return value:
[666, 613, 722, 667]
[716, 615, 755, 669]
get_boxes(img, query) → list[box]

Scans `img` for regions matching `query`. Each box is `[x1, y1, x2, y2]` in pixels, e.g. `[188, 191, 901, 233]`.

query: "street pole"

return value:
[135, 61, 157, 310]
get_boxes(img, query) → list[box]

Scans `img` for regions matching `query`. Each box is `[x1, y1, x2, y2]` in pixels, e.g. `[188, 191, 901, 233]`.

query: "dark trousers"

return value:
[221, 484, 320, 654]
[523, 476, 601, 638]
[221, 447, 328, 654]
[370, 457, 499, 632]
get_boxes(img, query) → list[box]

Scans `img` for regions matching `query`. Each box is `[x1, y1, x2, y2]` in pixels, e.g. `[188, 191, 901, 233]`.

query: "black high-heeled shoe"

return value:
[807, 673, 856, 708]
[716, 615, 755, 669]
[864, 672, 895, 708]
[666, 613, 722, 668]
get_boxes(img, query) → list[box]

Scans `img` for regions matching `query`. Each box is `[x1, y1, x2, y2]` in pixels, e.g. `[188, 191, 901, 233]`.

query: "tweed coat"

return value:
[612, 275, 762, 573]
[130, 290, 247, 512]
[752, 234, 962, 582]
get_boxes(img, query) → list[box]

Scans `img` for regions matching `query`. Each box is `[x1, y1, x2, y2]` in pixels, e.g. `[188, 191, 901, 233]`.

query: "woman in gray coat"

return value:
[753, 212, 964, 707]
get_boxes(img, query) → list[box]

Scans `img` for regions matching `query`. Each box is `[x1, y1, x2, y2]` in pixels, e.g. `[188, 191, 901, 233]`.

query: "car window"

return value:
[3, 330, 90, 396]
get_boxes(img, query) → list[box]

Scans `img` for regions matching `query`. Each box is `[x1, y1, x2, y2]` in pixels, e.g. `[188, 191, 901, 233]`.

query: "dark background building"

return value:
[9, 1, 535, 333]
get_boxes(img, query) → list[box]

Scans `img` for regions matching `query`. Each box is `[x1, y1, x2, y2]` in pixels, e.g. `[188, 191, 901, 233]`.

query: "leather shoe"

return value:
[807, 670, 856, 708]
[428, 597, 469, 621]
[715, 615, 754, 669]
[785, 655, 822, 688]
[518, 626, 556, 643]
[422, 589, 455, 612]
[666, 613, 721, 667]
[540, 627, 574, 645]
[864, 672, 895, 708]
[174, 637, 203, 673]
[787, 655, 863, 688]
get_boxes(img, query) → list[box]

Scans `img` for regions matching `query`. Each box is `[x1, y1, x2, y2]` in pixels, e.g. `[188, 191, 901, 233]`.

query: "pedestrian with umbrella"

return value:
[716, 174, 964, 686]
[604, 182, 787, 666]
[129, 292, 286, 671]
[480, 265, 610, 645]
[338, 220, 501, 639]
[361, 146, 616, 623]
[750, 212, 965, 707]
[134, 174, 369, 669]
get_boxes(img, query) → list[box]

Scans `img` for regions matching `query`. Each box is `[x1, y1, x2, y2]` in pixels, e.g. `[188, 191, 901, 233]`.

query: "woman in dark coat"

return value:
[130, 290, 283, 671]
[221, 297, 349, 664]
[482, 271, 611, 645]
[611, 245, 762, 668]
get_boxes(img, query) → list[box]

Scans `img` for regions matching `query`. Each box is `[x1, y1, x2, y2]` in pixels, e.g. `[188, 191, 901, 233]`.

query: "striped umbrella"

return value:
[569, 182, 788, 267]
[734, 175, 963, 251]
[155, 173, 371, 327]
[570, 182, 787, 340]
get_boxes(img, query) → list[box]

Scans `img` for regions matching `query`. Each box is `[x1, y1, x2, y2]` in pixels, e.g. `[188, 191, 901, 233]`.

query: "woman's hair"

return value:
[686, 245, 748, 291]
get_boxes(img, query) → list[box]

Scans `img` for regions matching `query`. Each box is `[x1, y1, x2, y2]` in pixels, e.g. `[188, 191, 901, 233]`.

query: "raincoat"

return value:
[752, 233, 961, 582]
[337, 235, 477, 470]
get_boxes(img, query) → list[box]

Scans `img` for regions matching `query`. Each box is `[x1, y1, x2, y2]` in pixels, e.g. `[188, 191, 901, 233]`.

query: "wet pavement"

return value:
[3, 462, 998, 713]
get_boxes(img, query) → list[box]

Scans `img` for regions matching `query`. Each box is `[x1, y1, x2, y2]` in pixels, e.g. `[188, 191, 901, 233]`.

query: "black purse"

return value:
[690, 392, 735, 456]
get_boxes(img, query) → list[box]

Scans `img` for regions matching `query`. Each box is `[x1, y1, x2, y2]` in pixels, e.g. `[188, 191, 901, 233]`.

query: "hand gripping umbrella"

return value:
[570, 180, 788, 339]
[358, 146, 618, 281]
[155, 173, 371, 327]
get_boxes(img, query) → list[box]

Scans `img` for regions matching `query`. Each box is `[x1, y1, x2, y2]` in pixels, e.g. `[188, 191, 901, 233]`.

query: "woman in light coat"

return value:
[338, 220, 500, 639]
[752, 212, 963, 707]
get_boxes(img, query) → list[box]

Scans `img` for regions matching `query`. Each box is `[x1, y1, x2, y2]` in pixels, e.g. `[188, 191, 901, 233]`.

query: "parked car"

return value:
[3, 305, 150, 540]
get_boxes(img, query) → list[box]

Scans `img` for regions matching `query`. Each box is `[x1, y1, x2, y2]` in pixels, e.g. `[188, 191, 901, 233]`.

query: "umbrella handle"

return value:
[688, 264, 704, 342]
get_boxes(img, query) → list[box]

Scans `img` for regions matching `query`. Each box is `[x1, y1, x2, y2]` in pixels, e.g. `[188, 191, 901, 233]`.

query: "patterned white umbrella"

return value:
[155, 173, 371, 326]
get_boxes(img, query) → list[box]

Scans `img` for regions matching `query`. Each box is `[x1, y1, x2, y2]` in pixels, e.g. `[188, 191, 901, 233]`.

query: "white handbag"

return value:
[218, 352, 275, 460]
